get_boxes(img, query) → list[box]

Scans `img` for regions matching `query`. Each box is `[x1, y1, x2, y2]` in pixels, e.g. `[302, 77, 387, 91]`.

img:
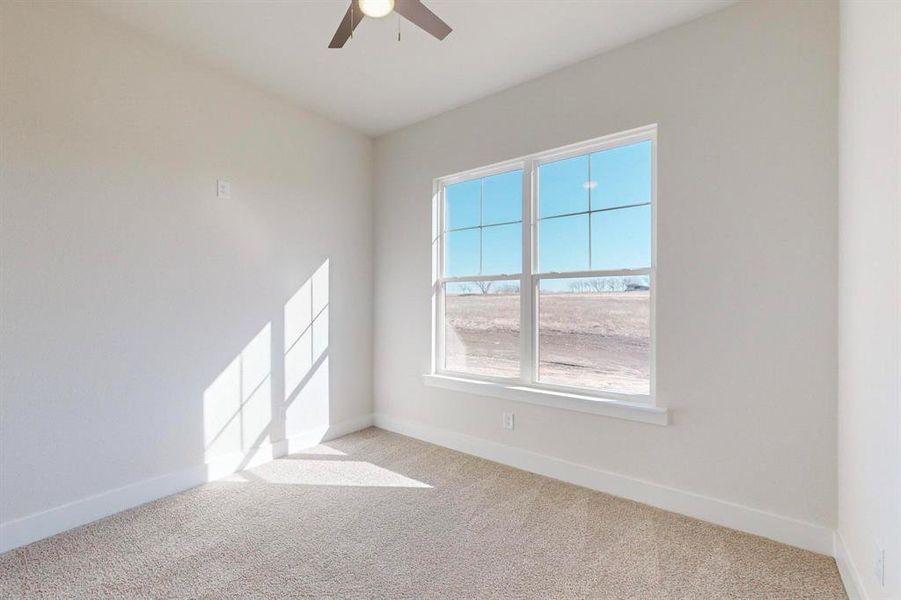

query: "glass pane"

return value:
[444, 282, 520, 378]
[538, 155, 589, 218]
[590, 205, 651, 270]
[538, 214, 589, 273]
[445, 179, 480, 230]
[482, 170, 522, 225]
[482, 223, 521, 275]
[590, 140, 652, 211]
[538, 276, 650, 395]
[445, 228, 479, 277]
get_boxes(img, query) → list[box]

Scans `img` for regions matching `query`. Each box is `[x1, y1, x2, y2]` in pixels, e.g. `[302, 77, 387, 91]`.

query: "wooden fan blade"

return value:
[329, 2, 365, 48]
[394, 0, 452, 40]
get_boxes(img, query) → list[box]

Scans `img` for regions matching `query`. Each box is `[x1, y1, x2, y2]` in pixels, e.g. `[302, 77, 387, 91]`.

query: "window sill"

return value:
[421, 374, 669, 426]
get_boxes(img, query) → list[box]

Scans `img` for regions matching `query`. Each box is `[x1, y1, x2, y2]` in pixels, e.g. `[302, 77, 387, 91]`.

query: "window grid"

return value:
[434, 125, 656, 403]
[444, 218, 523, 233]
[535, 203, 651, 273]
[443, 174, 523, 279]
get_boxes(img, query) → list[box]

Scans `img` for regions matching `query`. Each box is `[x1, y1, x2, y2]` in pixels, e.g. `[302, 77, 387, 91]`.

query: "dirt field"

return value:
[445, 291, 649, 394]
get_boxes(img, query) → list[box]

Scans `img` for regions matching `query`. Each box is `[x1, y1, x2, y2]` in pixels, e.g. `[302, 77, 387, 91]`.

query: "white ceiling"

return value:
[86, 0, 734, 136]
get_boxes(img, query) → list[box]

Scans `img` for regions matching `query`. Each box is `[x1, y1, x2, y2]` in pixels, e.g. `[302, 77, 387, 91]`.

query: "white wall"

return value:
[373, 0, 838, 547]
[0, 2, 373, 546]
[837, 1, 901, 597]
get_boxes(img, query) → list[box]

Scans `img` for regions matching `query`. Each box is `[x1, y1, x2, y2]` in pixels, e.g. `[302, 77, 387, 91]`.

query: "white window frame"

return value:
[428, 124, 665, 425]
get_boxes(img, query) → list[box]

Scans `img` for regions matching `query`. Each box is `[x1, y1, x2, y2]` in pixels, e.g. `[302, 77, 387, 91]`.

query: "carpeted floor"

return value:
[0, 427, 846, 599]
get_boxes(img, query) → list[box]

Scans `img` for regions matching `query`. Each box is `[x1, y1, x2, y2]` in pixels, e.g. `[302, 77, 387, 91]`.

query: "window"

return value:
[432, 125, 655, 402]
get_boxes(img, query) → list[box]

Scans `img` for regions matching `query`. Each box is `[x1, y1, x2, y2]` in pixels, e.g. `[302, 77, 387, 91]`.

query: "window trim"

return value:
[421, 373, 669, 426]
[431, 124, 658, 410]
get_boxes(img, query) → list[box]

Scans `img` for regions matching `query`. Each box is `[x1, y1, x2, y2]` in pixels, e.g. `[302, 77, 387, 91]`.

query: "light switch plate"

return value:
[217, 180, 231, 199]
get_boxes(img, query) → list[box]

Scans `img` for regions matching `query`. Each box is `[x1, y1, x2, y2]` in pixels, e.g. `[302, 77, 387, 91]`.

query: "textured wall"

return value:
[374, 0, 838, 528]
[0, 2, 373, 524]
[837, 0, 901, 597]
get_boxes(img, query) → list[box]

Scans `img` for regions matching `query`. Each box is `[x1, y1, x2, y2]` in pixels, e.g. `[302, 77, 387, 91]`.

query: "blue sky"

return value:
[444, 140, 651, 283]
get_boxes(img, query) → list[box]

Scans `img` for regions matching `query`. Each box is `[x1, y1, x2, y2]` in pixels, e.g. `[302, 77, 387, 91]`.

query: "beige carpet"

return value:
[0, 428, 845, 599]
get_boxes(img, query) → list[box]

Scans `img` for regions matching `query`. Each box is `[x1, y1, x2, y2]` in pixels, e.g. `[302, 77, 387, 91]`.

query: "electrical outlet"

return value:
[502, 411, 514, 431]
[874, 543, 885, 587]
[217, 179, 231, 199]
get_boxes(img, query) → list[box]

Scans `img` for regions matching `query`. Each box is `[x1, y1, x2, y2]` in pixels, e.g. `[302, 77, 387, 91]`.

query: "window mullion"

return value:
[439, 274, 519, 284]
[432, 182, 445, 374]
[478, 179, 484, 275]
[534, 267, 652, 280]
[587, 155, 592, 270]
[520, 160, 535, 385]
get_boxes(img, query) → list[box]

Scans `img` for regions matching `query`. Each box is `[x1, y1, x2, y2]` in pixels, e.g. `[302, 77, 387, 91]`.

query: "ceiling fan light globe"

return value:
[358, 0, 395, 19]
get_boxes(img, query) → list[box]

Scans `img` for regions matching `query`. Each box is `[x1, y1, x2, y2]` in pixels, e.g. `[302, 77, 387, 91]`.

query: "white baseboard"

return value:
[2, 412, 837, 565]
[372, 413, 835, 556]
[282, 414, 374, 454]
[834, 531, 868, 600]
[0, 414, 373, 554]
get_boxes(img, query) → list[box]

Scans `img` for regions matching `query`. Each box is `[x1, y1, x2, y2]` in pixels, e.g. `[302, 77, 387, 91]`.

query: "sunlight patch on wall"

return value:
[202, 258, 331, 464]
[285, 355, 330, 440]
[285, 260, 329, 398]
[284, 259, 330, 438]
[203, 323, 272, 459]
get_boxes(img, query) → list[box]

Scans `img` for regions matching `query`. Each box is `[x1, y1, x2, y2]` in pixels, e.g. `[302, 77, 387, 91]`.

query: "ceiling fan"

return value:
[329, 0, 452, 48]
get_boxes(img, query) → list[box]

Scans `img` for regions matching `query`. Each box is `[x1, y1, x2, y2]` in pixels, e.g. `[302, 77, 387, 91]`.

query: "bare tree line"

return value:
[567, 276, 648, 293]
[456, 281, 519, 295]
[454, 277, 648, 295]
